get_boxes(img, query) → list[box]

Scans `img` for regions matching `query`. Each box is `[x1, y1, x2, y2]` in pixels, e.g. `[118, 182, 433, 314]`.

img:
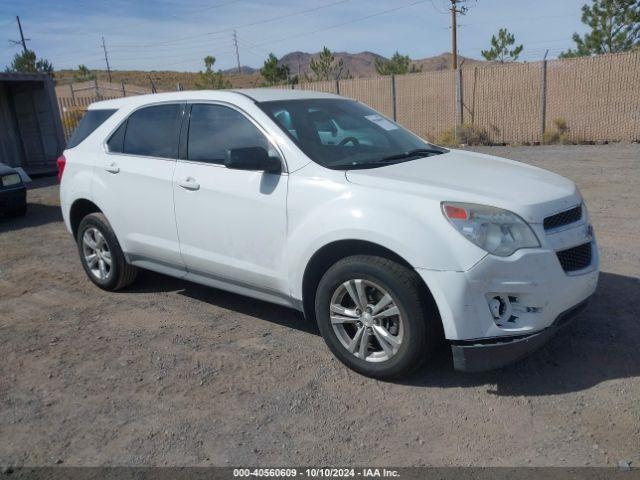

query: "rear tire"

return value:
[76, 212, 137, 291]
[315, 255, 439, 379]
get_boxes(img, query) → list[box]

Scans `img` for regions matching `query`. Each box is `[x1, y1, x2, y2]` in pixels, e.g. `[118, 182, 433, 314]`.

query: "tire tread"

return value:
[77, 212, 138, 291]
[315, 254, 440, 379]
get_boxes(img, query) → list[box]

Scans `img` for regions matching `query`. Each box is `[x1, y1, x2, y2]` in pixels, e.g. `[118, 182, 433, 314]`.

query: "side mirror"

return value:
[225, 147, 281, 174]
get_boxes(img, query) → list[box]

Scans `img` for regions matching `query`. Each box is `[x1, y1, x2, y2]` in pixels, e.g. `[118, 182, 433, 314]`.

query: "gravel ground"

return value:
[0, 144, 639, 467]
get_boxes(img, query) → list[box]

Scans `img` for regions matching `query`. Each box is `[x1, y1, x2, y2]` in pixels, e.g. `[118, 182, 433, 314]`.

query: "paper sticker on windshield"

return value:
[365, 114, 398, 131]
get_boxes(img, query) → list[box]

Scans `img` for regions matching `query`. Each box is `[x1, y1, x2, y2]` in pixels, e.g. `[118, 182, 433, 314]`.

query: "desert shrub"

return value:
[437, 123, 491, 146]
[542, 117, 572, 145]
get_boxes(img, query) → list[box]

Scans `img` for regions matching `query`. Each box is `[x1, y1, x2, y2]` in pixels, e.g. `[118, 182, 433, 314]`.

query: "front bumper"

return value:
[0, 185, 27, 213]
[418, 246, 599, 339]
[450, 297, 591, 371]
[417, 237, 599, 371]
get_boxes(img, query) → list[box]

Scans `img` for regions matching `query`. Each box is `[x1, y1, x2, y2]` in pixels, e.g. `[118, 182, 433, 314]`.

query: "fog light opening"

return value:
[487, 294, 543, 328]
[489, 295, 506, 319]
[487, 294, 517, 327]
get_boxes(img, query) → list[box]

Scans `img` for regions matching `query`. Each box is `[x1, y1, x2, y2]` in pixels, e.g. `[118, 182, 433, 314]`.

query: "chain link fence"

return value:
[56, 51, 640, 144]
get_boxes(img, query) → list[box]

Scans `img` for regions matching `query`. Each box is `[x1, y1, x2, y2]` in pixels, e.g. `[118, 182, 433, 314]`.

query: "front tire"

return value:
[76, 213, 137, 291]
[315, 255, 439, 379]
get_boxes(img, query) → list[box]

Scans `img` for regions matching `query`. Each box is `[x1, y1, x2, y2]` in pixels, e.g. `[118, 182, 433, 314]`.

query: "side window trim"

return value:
[103, 101, 186, 160]
[181, 100, 288, 173]
[178, 103, 191, 161]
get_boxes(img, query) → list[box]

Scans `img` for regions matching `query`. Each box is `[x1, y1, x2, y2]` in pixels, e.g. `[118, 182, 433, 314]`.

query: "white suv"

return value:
[59, 89, 599, 378]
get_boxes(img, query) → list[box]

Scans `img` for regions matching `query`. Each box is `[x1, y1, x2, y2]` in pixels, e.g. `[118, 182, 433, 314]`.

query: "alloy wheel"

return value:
[82, 227, 112, 281]
[329, 279, 404, 363]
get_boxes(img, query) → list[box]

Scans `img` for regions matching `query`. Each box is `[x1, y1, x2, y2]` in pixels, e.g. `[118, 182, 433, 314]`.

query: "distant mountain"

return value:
[278, 51, 482, 78]
[280, 51, 387, 78]
[221, 65, 258, 75]
[411, 52, 482, 72]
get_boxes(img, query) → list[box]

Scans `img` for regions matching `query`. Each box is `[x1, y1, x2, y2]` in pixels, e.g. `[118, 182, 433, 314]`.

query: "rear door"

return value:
[172, 102, 288, 294]
[93, 102, 186, 272]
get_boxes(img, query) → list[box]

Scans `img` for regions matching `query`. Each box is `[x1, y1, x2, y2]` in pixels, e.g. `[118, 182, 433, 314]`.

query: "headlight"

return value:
[2, 173, 22, 187]
[442, 202, 540, 257]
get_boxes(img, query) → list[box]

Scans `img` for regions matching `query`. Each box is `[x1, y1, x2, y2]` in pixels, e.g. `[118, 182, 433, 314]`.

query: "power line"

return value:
[121, 0, 430, 71]
[230, 0, 431, 52]
[461, 13, 579, 28]
[37, 0, 246, 39]
[107, 40, 236, 63]
[46, 0, 352, 69]
[109, 0, 351, 50]
[235, 36, 270, 58]
[429, 0, 448, 14]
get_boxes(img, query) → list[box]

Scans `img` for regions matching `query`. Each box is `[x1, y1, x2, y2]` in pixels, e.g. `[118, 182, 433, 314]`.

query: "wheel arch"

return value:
[300, 239, 440, 326]
[69, 198, 103, 238]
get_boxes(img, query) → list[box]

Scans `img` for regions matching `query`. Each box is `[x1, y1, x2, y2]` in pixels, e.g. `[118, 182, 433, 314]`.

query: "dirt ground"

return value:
[1, 144, 639, 467]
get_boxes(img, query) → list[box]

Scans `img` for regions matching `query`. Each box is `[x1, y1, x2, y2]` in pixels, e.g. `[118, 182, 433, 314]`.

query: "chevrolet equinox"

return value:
[59, 89, 599, 378]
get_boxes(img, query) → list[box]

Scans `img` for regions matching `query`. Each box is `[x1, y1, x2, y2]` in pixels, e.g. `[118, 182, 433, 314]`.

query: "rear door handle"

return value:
[104, 162, 120, 174]
[178, 177, 200, 191]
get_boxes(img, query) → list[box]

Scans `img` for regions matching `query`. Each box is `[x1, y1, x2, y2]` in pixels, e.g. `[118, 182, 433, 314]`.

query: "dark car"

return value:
[0, 163, 27, 217]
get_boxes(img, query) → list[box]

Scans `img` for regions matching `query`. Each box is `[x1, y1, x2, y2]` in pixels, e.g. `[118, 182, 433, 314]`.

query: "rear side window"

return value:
[121, 104, 182, 158]
[187, 104, 270, 165]
[67, 109, 116, 148]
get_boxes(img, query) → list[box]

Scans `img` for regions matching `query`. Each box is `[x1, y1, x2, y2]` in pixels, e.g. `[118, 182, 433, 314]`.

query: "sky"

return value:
[0, 0, 590, 72]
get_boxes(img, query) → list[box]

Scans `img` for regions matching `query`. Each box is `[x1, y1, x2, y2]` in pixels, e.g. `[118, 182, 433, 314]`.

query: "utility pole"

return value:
[450, 4, 457, 70]
[233, 30, 241, 74]
[102, 36, 112, 83]
[449, 0, 469, 70]
[9, 16, 30, 52]
[16, 16, 27, 52]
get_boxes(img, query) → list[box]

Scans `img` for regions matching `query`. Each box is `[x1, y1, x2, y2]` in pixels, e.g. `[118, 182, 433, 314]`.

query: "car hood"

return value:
[0, 163, 17, 176]
[344, 149, 581, 223]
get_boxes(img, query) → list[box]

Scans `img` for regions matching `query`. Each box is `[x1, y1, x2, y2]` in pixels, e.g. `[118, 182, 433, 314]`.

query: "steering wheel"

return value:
[338, 136, 360, 146]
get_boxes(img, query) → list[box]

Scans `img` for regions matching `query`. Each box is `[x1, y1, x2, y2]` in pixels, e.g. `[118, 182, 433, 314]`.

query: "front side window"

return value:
[121, 104, 182, 158]
[67, 109, 116, 148]
[187, 104, 272, 165]
[258, 99, 446, 170]
[107, 121, 126, 153]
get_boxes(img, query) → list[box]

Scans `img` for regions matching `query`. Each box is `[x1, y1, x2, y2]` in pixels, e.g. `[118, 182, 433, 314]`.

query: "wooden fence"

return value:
[56, 80, 163, 140]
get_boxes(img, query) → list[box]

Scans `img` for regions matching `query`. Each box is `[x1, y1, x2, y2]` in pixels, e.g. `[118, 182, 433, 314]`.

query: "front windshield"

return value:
[257, 98, 447, 170]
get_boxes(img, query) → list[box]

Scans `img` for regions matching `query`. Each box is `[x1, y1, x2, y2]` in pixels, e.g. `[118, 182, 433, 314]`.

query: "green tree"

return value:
[260, 53, 290, 86]
[374, 51, 420, 75]
[560, 0, 640, 57]
[195, 56, 231, 90]
[74, 64, 95, 82]
[309, 47, 345, 81]
[481, 28, 524, 63]
[5, 49, 54, 74]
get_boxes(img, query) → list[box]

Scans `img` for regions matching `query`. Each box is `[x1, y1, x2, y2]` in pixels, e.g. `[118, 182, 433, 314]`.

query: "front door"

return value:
[172, 103, 288, 295]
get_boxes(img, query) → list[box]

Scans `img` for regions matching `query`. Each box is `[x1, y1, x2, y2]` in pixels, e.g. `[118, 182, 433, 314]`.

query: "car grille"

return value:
[556, 242, 592, 272]
[544, 205, 582, 231]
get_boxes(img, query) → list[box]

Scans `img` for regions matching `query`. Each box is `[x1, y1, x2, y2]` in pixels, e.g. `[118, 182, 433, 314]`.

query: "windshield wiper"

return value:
[332, 147, 447, 170]
[378, 148, 445, 162]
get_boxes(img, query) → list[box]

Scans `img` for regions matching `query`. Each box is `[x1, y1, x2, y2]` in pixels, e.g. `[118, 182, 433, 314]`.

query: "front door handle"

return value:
[104, 162, 120, 174]
[178, 177, 200, 190]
